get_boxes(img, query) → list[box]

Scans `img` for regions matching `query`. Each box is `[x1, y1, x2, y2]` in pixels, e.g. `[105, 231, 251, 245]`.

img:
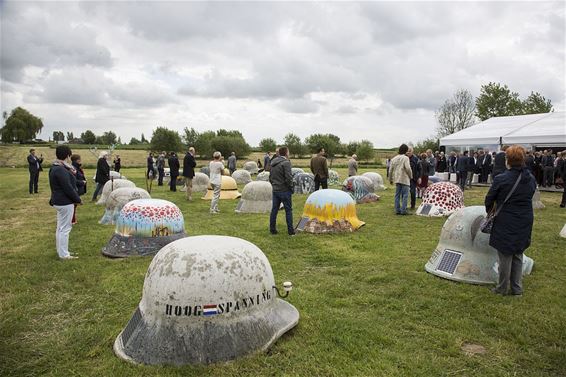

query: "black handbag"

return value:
[480, 172, 522, 234]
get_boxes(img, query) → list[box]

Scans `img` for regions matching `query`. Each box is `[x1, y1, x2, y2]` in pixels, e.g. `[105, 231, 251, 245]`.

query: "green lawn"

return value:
[0, 167, 564, 376]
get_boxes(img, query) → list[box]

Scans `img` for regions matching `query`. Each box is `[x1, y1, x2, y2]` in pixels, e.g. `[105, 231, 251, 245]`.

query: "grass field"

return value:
[0, 167, 565, 376]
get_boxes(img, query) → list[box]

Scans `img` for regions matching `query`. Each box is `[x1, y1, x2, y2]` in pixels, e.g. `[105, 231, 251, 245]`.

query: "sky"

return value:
[1, 1, 564, 148]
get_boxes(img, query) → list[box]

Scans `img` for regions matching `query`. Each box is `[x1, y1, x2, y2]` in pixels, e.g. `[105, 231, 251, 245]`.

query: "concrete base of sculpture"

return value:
[532, 188, 545, 209]
[297, 218, 363, 233]
[101, 233, 186, 258]
[560, 224, 566, 238]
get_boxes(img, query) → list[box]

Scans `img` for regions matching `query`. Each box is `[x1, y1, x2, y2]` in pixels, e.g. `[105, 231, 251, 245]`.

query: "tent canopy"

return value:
[440, 112, 566, 147]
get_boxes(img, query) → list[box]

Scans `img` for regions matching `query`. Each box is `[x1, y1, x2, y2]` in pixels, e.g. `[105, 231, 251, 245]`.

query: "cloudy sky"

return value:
[1, 1, 564, 147]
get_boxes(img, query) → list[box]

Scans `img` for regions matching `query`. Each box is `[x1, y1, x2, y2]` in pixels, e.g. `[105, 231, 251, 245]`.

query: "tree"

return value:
[0, 107, 44, 142]
[100, 131, 117, 145]
[413, 137, 440, 154]
[182, 127, 199, 147]
[305, 133, 342, 158]
[284, 133, 306, 157]
[475, 82, 522, 121]
[522, 92, 553, 114]
[80, 130, 96, 144]
[194, 131, 216, 158]
[435, 89, 477, 137]
[150, 127, 182, 152]
[216, 129, 244, 138]
[141, 133, 148, 143]
[117, 136, 122, 144]
[356, 140, 375, 162]
[129, 137, 141, 145]
[259, 138, 277, 152]
[52, 131, 65, 142]
[66, 132, 74, 142]
[211, 136, 251, 158]
[345, 141, 360, 156]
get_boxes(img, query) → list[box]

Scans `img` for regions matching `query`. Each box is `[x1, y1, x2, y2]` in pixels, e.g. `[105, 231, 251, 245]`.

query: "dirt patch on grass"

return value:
[461, 342, 487, 356]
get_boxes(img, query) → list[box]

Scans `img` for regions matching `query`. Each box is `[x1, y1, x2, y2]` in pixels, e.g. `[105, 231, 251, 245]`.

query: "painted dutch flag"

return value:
[203, 304, 218, 316]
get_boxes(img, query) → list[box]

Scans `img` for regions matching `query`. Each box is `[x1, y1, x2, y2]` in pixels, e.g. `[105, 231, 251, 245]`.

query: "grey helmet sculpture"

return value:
[342, 176, 379, 203]
[532, 188, 545, 209]
[96, 179, 136, 205]
[101, 199, 186, 258]
[425, 206, 534, 284]
[192, 172, 210, 194]
[560, 224, 566, 238]
[99, 187, 151, 225]
[243, 161, 259, 175]
[256, 171, 270, 181]
[362, 172, 386, 191]
[113, 236, 299, 365]
[328, 169, 340, 186]
[291, 168, 305, 178]
[293, 173, 315, 195]
[235, 181, 273, 213]
[92, 170, 126, 181]
[199, 166, 210, 176]
[231, 169, 252, 185]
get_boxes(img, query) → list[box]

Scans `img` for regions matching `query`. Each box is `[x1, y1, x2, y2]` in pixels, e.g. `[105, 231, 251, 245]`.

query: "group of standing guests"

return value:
[146, 149, 197, 198]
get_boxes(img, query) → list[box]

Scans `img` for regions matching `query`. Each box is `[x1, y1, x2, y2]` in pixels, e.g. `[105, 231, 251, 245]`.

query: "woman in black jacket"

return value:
[71, 154, 87, 224]
[49, 146, 82, 260]
[485, 145, 536, 296]
[92, 152, 110, 201]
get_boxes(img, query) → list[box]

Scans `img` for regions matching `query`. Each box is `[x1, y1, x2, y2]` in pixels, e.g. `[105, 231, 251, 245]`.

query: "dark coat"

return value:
[168, 155, 180, 176]
[182, 153, 196, 178]
[492, 152, 507, 176]
[485, 167, 536, 255]
[310, 155, 328, 179]
[525, 155, 535, 172]
[49, 163, 82, 206]
[269, 156, 293, 192]
[455, 156, 468, 173]
[436, 156, 447, 172]
[95, 157, 110, 184]
[409, 155, 419, 182]
[558, 158, 566, 180]
[72, 161, 87, 196]
[27, 154, 43, 173]
[481, 153, 492, 168]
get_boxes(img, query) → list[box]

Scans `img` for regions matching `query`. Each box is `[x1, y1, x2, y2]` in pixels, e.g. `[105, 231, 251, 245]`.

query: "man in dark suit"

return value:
[182, 147, 197, 200]
[480, 149, 492, 183]
[27, 148, 44, 194]
[541, 150, 555, 187]
[456, 151, 469, 191]
[168, 152, 180, 192]
[492, 146, 508, 180]
[92, 152, 110, 201]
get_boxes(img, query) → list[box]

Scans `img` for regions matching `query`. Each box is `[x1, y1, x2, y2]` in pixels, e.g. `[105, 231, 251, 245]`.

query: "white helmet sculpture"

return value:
[113, 236, 299, 365]
[342, 176, 379, 203]
[560, 224, 566, 238]
[192, 172, 210, 194]
[92, 170, 126, 182]
[96, 179, 136, 205]
[416, 182, 464, 217]
[425, 206, 534, 284]
[328, 169, 340, 186]
[235, 181, 273, 213]
[102, 199, 186, 258]
[362, 172, 386, 191]
[99, 187, 151, 225]
[291, 168, 305, 178]
[256, 171, 270, 181]
[243, 161, 259, 175]
[532, 188, 544, 209]
[231, 169, 252, 185]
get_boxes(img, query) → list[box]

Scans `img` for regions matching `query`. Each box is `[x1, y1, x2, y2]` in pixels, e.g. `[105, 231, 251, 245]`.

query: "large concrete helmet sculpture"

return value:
[235, 181, 272, 213]
[425, 206, 534, 284]
[328, 169, 340, 186]
[293, 173, 315, 194]
[243, 161, 259, 175]
[99, 187, 151, 225]
[199, 166, 210, 176]
[362, 172, 386, 191]
[202, 176, 241, 200]
[296, 189, 365, 233]
[192, 172, 210, 194]
[291, 168, 305, 178]
[113, 235, 299, 365]
[342, 176, 379, 203]
[102, 199, 186, 258]
[416, 182, 464, 217]
[560, 224, 566, 238]
[231, 169, 252, 185]
[532, 188, 545, 209]
[256, 171, 270, 181]
[96, 179, 136, 205]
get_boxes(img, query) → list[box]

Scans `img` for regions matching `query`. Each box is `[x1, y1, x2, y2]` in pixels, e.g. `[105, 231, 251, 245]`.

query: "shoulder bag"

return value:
[480, 172, 522, 234]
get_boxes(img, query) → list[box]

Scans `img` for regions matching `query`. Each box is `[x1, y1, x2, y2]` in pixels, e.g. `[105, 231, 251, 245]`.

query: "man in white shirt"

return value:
[389, 144, 413, 215]
[209, 151, 225, 214]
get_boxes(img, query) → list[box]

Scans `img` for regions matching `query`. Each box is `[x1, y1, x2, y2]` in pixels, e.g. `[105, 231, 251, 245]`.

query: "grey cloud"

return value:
[278, 98, 320, 114]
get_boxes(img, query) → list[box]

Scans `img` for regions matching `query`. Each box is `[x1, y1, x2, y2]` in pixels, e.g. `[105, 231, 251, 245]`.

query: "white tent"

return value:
[440, 111, 566, 149]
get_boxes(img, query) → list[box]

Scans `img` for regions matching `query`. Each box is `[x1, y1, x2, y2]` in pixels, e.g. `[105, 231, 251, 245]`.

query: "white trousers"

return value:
[210, 183, 221, 212]
[54, 204, 74, 258]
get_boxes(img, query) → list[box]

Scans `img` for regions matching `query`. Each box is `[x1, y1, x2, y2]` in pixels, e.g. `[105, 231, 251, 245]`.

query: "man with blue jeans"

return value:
[389, 144, 413, 215]
[269, 146, 295, 235]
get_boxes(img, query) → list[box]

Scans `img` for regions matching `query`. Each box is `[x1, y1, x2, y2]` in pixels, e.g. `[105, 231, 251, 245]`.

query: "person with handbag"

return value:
[484, 145, 536, 296]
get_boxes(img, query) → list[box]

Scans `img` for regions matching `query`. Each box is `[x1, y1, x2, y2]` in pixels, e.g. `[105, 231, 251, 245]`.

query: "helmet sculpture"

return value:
[202, 176, 241, 200]
[200, 167, 210, 176]
[232, 169, 252, 185]
[243, 161, 259, 175]
[416, 182, 464, 217]
[256, 171, 270, 181]
[328, 169, 340, 186]
[291, 168, 305, 178]
[293, 173, 315, 195]
[101, 199, 186, 258]
[96, 179, 136, 205]
[342, 176, 379, 203]
[99, 187, 151, 225]
[362, 172, 385, 191]
[296, 189, 365, 233]
[113, 236, 299, 365]
[560, 224, 566, 238]
[235, 181, 273, 213]
[532, 188, 544, 209]
[92, 170, 126, 181]
[425, 206, 534, 284]
[429, 175, 442, 184]
[192, 172, 210, 194]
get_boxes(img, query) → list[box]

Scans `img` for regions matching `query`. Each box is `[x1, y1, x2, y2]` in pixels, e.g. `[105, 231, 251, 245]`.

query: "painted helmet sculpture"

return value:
[232, 169, 252, 185]
[296, 189, 365, 233]
[96, 179, 136, 205]
[342, 176, 379, 203]
[101, 199, 186, 258]
[202, 176, 241, 200]
[291, 168, 305, 178]
[200, 167, 210, 176]
[256, 171, 270, 181]
[192, 172, 210, 194]
[113, 236, 299, 365]
[328, 169, 340, 186]
[416, 182, 464, 217]
[99, 187, 151, 225]
[425, 206, 534, 285]
[532, 188, 545, 210]
[243, 161, 259, 175]
[235, 181, 273, 214]
[293, 173, 315, 195]
[362, 172, 386, 191]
